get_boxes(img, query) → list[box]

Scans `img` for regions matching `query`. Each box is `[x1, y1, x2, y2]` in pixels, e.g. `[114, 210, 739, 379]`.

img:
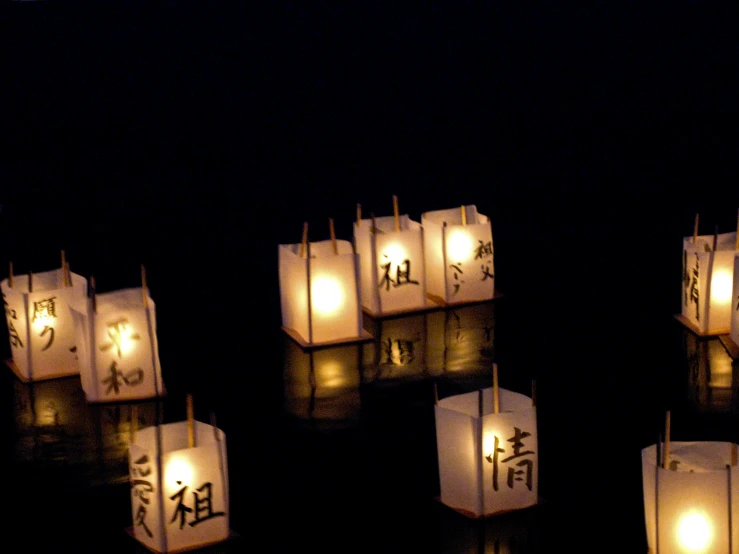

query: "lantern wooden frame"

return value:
[2, 268, 87, 382]
[642, 441, 739, 553]
[126, 420, 232, 553]
[278, 238, 372, 348]
[421, 205, 502, 307]
[354, 213, 437, 317]
[435, 386, 538, 519]
[675, 231, 737, 337]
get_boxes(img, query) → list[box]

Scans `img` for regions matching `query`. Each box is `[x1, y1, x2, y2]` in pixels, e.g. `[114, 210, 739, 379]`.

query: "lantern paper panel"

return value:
[279, 239, 368, 346]
[1, 269, 87, 382]
[436, 387, 537, 518]
[354, 214, 428, 316]
[642, 441, 739, 554]
[422, 205, 495, 305]
[730, 253, 739, 349]
[70, 287, 165, 403]
[680, 232, 736, 336]
[129, 421, 230, 553]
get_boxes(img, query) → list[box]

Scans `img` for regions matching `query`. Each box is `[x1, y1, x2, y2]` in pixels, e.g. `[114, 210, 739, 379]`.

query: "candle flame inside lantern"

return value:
[311, 276, 344, 315]
[165, 457, 194, 487]
[677, 511, 713, 552]
[382, 243, 408, 268]
[447, 231, 473, 262]
[710, 270, 733, 305]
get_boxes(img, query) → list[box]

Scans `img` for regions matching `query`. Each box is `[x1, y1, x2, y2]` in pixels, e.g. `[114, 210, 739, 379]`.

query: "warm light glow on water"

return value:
[311, 277, 344, 315]
[677, 511, 713, 552]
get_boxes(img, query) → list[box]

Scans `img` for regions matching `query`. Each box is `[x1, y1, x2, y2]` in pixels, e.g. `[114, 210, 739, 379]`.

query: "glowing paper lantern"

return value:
[642, 441, 739, 553]
[435, 386, 538, 518]
[678, 231, 737, 336]
[422, 205, 497, 305]
[128, 418, 230, 553]
[2, 267, 87, 382]
[69, 284, 165, 403]
[279, 224, 370, 347]
[354, 200, 428, 316]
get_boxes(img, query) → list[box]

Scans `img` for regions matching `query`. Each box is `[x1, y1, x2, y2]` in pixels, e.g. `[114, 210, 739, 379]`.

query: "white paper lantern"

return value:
[354, 213, 429, 316]
[435, 387, 538, 518]
[422, 205, 497, 305]
[128, 420, 230, 553]
[2, 268, 87, 382]
[69, 287, 165, 403]
[278, 238, 370, 347]
[642, 441, 739, 553]
[679, 232, 737, 336]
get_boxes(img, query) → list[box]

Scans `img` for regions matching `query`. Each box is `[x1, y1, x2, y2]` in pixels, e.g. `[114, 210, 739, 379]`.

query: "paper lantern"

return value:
[354, 200, 430, 316]
[422, 205, 498, 305]
[678, 231, 737, 336]
[642, 441, 739, 553]
[282, 336, 361, 424]
[69, 285, 165, 403]
[279, 224, 371, 347]
[127, 418, 230, 553]
[435, 386, 538, 518]
[2, 267, 87, 382]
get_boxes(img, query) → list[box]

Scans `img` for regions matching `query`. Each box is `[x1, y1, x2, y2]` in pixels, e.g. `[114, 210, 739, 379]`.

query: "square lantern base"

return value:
[673, 314, 730, 337]
[125, 527, 241, 553]
[281, 326, 374, 350]
[433, 496, 544, 520]
[362, 296, 445, 319]
[719, 335, 739, 360]
[426, 290, 504, 309]
[5, 358, 80, 383]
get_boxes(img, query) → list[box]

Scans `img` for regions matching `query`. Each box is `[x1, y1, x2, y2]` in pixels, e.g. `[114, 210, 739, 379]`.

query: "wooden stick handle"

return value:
[130, 404, 138, 444]
[478, 389, 483, 418]
[8, 261, 13, 288]
[461, 205, 467, 226]
[662, 410, 671, 469]
[329, 218, 338, 255]
[393, 195, 400, 232]
[141, 265, 148, 308]
[693, 213, 699, 244]
[61, 250, 67, 287]
[300, 222, 309, 258]
[357, 203, 362, 227]
[90, 276, 97, 314]
[493, 363, 500, 414]
[187, 393, 195, 448]
[371, 213, 377, 235]
[28, 271, 33, 293]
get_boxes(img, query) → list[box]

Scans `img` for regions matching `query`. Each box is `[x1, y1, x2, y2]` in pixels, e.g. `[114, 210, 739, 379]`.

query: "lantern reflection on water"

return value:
[279, 235, 371, 348]
[422, 205, 498, 306]
[282, 336, 361, 425]
[128, 419, 230, 553]
[2, 267, 87, 382]
[435, 386, 538, 518]
[642, 441, 739, 554]
[362, 312, 429, 382]
[677, 231, 737, 337]
[682, 330, 739, 414]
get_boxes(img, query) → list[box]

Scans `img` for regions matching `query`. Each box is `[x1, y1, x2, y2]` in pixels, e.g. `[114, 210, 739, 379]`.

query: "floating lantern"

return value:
[279, 220, 371, 347]
[354, 196, 430, 316]
[422, 205, 498, 306]
[127, 395, 231, 553]
[642, 412, 739, 553]
[69, 266, 165, 403]
[677, 214, 737, 337]
[2, 253, 88, 382]
[435, 368, 538, 518]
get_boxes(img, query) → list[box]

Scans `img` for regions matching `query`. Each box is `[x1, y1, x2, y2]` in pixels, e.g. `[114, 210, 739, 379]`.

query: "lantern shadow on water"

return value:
[2, 269, 88, 382]
[682, 330, 739, 414]
[435, 387, 538, 519]
[278, 239, 373, 348]
[282, 335, 362, 426]
[127, 420, 231, 553]
[642, 441, 739, 553]
[12, 375, 158, 486]
[354, 213, 437, 317]
[69, 287, 166, 404]
[421, 205, 501, 307]
[677, 232, 737, 337]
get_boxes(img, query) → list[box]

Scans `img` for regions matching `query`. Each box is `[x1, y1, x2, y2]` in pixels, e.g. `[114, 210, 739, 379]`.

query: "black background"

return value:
[4, 2, 739, 552]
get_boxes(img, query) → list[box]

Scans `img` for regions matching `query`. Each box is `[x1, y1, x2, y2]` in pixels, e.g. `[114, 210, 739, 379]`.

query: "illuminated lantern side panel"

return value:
[422, 217, 446, 303]
[308, 240, 362, 344]
[131, 421, 229, 553]
[682, 233, 736, 335]
[374, 219, 426, 313]
[435, 404, 479, 516]
[1, 269, 87, 381]
[731, 254, 739, 355]
[642, 441, 735, 554]
[354, 218, 382, 315]
[278, 244, 310, 343]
